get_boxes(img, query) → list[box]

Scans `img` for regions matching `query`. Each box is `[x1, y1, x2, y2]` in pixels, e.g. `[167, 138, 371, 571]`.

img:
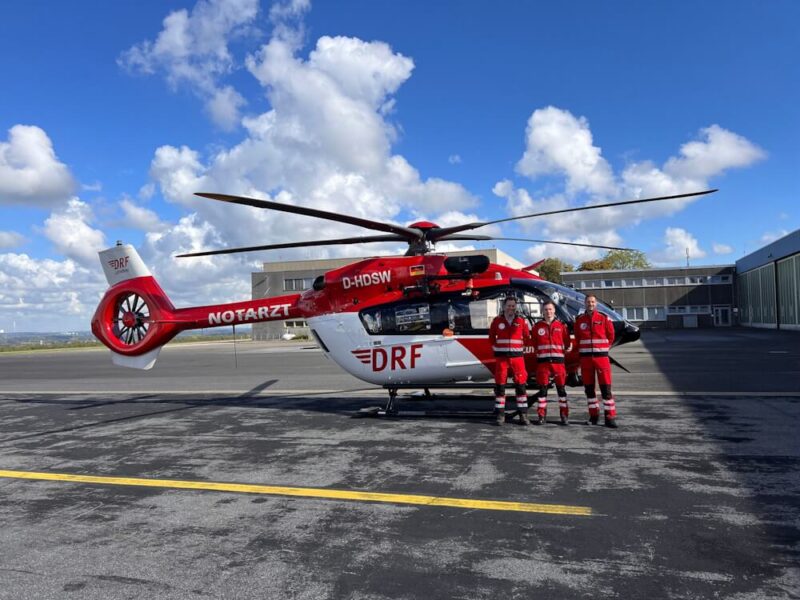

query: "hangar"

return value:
[736, 229, 800, 331]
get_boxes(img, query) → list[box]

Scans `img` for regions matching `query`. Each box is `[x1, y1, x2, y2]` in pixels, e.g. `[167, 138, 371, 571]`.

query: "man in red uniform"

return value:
[574, 293, 618, 428]
[531, 300, 572, 425]
[489, 296, 532, 426]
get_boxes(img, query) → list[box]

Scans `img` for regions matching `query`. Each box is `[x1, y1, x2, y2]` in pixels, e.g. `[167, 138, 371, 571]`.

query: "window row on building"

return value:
[283, 277, 315, 291]
[616, 306, 666, 321]
[575, 274, 731, 290]
[284, 320, 308, 328]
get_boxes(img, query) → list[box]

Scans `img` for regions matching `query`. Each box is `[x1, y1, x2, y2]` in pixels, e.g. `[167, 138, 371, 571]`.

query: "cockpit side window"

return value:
[510, 278, 625, 323]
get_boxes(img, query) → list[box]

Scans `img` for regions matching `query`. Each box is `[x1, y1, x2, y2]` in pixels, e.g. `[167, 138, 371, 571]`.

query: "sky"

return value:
[0, 0, 798, 332]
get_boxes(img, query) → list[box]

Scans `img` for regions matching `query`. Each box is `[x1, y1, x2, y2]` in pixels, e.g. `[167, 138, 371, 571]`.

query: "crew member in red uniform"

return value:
[531, 300, 572, 425]
[489, 296, 532, 426]
[574, 293, 618, 428]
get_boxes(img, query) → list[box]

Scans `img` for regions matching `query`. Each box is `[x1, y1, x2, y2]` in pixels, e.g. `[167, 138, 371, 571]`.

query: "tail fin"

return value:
[100, 242, 153, 286]
[92, 243, 177, 370]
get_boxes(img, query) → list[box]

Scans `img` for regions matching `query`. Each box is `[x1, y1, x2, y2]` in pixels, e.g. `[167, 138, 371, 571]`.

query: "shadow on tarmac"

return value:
[635, 327, 800, 593]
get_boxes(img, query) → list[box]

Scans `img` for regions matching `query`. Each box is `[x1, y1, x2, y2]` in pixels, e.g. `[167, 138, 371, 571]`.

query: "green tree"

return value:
[536, 258, 574, 283]
[578, 250, 651, 271]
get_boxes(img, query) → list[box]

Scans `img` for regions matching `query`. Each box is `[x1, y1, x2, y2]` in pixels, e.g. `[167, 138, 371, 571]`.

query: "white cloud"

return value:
[206, 85, 247, 130]
[140, 21, 477, 291]
[81, 181, 103, 192]
[448, 154, 462, 164]
[138, 182, 156, 200]
[269, 0, 310, 22]
[120, 198, 166, 232]
[663, 125, 766, 182]
[0, 252, 104, 331]
[118, 0, 260, 130]
[651, 227, 706, 266]
[712, 242, 733, 255]
[524, 229, 624, 266]
[0, 125, 76, 206]
[0, 231, 26, 249]
[498, 110, 765, 259]
[760, 229, 789, 245]
[42, 198, 107, 265]
[515, 106, 616, 196]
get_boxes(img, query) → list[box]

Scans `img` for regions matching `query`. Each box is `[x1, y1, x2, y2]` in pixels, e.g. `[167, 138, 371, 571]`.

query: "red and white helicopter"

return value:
[92, 189, 714, 405]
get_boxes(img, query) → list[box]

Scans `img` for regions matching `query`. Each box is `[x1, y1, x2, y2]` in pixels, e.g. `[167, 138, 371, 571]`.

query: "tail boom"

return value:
[92, 243, 304, 369]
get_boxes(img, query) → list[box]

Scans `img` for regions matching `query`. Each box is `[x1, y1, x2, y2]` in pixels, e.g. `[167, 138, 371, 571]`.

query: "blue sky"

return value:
[1, 0, 798, 331]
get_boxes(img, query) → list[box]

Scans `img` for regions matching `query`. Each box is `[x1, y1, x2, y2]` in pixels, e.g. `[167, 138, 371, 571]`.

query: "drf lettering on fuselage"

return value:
[352, 344, 423, 372]
[342, 270, 391, 290]
[207, 304, 290, 325]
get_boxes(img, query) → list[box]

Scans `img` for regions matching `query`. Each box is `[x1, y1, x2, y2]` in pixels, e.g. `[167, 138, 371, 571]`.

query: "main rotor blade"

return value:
[434, 233, 635, 251]
[175, 234, 407, 258]
[195, 193, 422, 239]
[476, 237, 637, 251]
[428, 189, 718, 239]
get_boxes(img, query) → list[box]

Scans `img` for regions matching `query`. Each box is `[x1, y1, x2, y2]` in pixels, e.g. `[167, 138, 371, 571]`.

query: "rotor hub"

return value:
[122, 312, 137, 328]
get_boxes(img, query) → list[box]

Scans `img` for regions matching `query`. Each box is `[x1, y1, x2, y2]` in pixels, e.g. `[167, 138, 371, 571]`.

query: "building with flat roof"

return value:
[251, 249, 524, 339]
[736, 229, 800, 331]
[561, 265, 736, 329]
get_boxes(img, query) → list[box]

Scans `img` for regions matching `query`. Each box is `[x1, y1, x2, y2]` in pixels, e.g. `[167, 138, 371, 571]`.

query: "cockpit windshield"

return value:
[510, 278, 625, 322]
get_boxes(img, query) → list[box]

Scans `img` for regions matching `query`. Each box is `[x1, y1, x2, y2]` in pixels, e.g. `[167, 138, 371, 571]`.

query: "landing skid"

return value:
[356, 383, 540, 419]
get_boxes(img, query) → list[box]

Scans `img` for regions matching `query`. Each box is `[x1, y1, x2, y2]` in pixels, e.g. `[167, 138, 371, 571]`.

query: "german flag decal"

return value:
[409, 265, 425, 277]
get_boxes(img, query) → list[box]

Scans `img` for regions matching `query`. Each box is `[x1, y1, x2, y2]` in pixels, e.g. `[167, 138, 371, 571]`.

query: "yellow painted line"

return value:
[0, 469, 592, 516]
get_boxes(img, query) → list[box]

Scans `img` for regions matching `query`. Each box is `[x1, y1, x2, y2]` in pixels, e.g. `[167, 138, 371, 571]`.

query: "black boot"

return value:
[605, 417, 618, 429]
[587, 414, 599, 426]
[560, 414, 569, 426]
[519, 409, 530, 426]
[494, 409, 505, 426]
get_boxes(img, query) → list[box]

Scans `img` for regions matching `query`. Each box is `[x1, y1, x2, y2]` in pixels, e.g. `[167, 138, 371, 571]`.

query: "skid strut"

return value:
[356, 382, 548, 419]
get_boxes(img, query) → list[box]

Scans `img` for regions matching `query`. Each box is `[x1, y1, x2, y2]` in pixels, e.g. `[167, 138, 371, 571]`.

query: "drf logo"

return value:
[108, 256, 129, 270]
[352, 344, 423, 372]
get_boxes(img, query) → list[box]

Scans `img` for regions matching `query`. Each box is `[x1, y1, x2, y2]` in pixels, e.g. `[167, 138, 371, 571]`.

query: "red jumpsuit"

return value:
[532, 318, 571, 420]
[488, 314, 531, 412]
[574, 310, 616, 419]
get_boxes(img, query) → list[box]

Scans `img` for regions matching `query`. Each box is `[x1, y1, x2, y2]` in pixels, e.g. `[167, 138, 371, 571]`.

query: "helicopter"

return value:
[92, 189, 716, 397]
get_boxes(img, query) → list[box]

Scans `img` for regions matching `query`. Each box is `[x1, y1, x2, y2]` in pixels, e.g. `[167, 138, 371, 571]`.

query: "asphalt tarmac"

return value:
[1, 328, 799, 599]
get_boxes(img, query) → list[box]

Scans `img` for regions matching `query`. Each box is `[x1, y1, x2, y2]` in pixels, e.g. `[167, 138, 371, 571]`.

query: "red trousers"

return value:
[494, 356, 528, 385]
[580, 356, 616, 418]
[493, 356, 528, 410]
[535, 362, 566, 386]
[535, 362, 568, 417]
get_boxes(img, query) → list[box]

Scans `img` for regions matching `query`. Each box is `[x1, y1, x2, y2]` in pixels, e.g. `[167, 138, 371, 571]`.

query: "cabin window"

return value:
[395, 304, 432, 332]
[360, 302, 433, 335]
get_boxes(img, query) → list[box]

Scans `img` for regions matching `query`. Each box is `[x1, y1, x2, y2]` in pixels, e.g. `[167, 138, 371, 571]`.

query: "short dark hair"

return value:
[542, 300, 556, 309]
[503, 296, 518, 306]
[584, 293, 597, 300]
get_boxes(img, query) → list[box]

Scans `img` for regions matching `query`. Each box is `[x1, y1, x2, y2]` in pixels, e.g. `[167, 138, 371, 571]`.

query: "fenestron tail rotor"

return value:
[112, 292, 151, 346]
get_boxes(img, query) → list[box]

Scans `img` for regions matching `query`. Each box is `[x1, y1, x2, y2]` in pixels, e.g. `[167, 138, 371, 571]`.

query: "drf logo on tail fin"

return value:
[108, 256, 129, 270]
[352, 344, 423, 372]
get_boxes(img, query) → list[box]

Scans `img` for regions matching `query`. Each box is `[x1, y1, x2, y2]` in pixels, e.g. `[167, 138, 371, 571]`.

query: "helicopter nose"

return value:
[620, 321, 641, 344]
